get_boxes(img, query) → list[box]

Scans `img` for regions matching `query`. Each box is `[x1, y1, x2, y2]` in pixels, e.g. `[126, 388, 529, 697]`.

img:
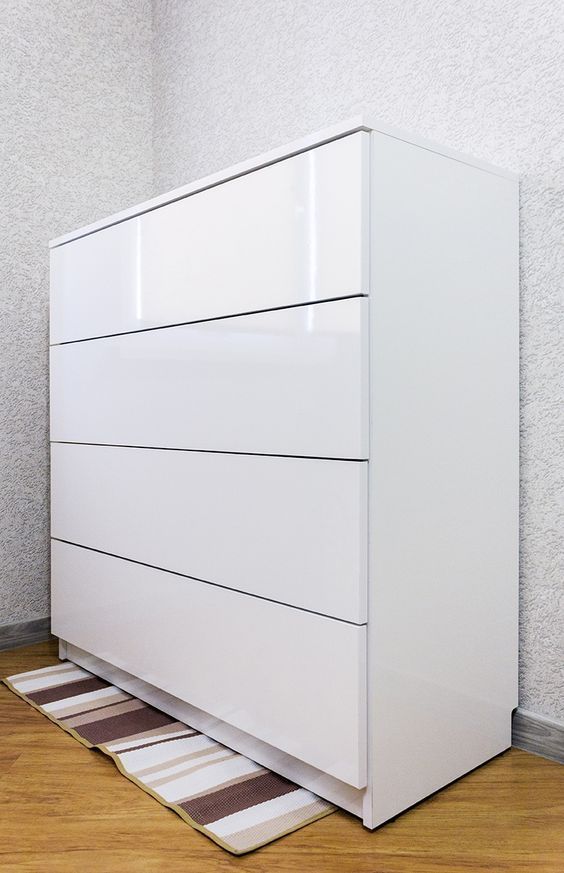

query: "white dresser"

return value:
[50, 117, 519, 828]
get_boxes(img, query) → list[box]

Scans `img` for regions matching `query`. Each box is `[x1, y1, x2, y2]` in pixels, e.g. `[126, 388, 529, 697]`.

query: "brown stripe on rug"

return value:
[111, 730, 199, 755]
[3, 662, 335, 854]
[174, 767, 269, 805]
[180, 770, 298, 825]
[106, 721, 193, 751]
[67, 702, 175, 745]
[26, 676, 111, 705]
[64, 698, 147, 728]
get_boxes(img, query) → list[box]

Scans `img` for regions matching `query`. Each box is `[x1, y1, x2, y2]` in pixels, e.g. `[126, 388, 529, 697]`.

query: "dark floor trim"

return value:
[513, 707, 564, 764]
[0, 617, 53, 652]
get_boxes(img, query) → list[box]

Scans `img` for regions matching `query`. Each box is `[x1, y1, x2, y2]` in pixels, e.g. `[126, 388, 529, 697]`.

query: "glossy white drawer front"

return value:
[50, 298, 368, 459]
[51, 443, 367, 623]
[51, 541, 367, 787]
[50, 133, 368, 344]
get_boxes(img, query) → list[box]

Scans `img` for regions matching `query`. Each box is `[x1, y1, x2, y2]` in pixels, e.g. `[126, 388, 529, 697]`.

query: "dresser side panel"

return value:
[365, 132, 519, 826]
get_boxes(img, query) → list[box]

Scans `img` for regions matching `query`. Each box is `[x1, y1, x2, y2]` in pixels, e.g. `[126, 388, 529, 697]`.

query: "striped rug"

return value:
[3, 661, 335, 854]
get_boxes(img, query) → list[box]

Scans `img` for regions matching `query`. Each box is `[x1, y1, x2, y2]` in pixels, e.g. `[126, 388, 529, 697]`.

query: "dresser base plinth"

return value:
[58, 639, 365, 819]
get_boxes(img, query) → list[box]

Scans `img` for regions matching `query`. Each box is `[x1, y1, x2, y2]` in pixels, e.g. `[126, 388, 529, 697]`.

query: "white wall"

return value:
[152, 0, 563, 721]
[0, 1, 153, 627]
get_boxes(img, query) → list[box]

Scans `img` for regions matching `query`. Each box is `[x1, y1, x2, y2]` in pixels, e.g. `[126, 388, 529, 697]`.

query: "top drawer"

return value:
[50, 133, 369, 344]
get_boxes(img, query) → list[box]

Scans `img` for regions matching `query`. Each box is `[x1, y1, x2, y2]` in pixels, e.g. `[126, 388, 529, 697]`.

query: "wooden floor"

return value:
[0, 641, 562, 873]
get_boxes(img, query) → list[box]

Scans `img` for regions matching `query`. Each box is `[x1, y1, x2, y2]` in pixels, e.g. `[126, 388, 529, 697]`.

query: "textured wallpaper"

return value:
[152, 0, 563, 720]
[0, 1, 153, 626]
[1, 1, 561, 725]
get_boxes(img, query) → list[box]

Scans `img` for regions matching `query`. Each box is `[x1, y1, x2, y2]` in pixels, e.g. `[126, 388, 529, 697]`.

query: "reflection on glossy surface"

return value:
[50, 298, 369, 459]
[50, 132, 367, 344]
[135, 218, 142, 322]
[307, 149, 318, 330]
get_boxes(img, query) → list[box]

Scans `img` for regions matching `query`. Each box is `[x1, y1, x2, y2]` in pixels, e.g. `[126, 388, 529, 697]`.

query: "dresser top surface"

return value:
[50, 115, 518, 250]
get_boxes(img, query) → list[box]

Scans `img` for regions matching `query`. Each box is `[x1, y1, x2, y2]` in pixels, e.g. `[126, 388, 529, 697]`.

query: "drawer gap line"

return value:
[50, 538, 368, 628]
[50, 293, 367, 347]
[50, 442, 369, 463]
